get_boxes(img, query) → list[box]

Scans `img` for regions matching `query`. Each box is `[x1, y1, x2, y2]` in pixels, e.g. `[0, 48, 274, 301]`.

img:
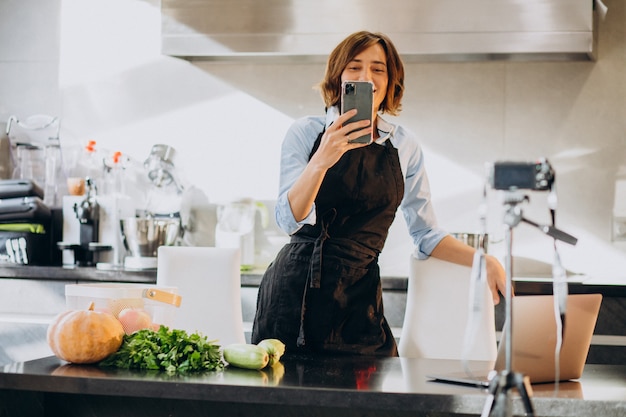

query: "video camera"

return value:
[488, 159, 554, 191]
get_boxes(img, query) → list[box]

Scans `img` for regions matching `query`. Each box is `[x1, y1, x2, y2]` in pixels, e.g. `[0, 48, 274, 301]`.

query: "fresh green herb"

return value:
[99, 325, 224, 374]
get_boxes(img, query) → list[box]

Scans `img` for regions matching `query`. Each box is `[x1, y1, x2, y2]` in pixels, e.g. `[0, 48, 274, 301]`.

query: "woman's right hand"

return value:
[310, 109, 373, 170]
[286, 109, 372, 222]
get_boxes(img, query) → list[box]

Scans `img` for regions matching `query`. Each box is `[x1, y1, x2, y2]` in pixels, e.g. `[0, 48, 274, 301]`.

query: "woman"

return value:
[251, 31, 506, 356]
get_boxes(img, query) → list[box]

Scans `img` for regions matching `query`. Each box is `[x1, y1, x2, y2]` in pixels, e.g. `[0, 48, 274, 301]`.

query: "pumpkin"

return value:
[47, 301, 125, 364]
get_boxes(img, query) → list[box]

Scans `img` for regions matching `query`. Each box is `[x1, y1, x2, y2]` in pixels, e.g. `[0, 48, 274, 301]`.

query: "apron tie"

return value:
[295, 209, 336, 347]
[309, 219, 331, 289]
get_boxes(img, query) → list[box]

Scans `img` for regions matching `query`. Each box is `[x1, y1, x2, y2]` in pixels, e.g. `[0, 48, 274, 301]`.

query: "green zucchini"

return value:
[257, 338, 286, 366]
[223, 343, 269, 370]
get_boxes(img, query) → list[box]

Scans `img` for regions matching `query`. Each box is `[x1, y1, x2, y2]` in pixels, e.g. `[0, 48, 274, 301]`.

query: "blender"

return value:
[6, 115, 65, 207]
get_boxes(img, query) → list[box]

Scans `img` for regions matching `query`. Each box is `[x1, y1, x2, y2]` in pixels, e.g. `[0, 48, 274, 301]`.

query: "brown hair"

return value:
[318, 31, 404, 116]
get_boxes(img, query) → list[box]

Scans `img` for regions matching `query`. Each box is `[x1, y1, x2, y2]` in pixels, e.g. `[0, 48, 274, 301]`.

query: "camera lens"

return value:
[345, 83, 355, 95]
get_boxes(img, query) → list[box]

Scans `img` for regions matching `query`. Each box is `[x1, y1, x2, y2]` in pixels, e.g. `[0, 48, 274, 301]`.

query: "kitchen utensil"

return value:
[451, 232, 488, 253]
[120, 217, 181, 258]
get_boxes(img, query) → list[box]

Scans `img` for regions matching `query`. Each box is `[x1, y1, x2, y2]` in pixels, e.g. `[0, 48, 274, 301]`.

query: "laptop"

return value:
[427, 293, 602, 386]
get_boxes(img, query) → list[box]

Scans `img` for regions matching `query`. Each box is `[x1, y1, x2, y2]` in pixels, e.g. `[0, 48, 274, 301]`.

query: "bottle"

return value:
[66, 140, 102, 196]
[43, 136, 67, 207]
[102, 151, 125, 196]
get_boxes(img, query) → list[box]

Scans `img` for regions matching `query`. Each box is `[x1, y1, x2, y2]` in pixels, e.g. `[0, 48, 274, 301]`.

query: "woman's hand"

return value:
[309, 109, 372, 171]
[430, 235, 509, 305]
[286, 109, 372, 222]
[485, 254, 508, 305]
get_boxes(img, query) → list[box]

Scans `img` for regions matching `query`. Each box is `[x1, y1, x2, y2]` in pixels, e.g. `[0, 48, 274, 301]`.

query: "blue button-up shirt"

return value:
[275, 106, 448, 259]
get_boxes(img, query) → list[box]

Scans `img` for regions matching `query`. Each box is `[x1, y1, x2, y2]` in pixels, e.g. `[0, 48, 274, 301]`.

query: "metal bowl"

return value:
[451, 232, 488, 252]
[120, 217, 181, 258]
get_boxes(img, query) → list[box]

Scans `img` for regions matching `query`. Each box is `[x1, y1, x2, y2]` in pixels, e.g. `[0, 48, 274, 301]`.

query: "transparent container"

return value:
[66, 140, 102, 196]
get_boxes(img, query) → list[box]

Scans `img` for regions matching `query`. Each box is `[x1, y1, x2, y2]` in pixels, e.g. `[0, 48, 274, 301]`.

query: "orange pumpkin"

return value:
[47, 301, 125, 364]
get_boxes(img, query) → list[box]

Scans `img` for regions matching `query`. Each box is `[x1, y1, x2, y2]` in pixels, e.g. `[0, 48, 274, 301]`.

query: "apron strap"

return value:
[294, 208, 336, 347]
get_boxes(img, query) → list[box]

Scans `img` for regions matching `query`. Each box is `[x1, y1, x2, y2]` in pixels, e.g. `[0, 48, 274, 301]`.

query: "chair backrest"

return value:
[398, 255, 497, 361]
[156, 246, 246, 346]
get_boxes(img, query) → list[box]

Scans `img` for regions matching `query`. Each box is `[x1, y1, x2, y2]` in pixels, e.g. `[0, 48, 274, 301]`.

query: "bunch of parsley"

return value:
[100, 325, 224, 374]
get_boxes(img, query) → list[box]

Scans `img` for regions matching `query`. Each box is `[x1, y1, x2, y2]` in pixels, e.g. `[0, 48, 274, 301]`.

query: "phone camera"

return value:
[344, 82, 355, 95]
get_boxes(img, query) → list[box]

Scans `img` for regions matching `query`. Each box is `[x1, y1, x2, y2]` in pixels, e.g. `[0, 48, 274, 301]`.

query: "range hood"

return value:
[161, 0, 596, 62]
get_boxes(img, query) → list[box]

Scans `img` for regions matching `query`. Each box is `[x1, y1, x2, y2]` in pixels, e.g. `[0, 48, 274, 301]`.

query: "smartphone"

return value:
[340, 81, 374, 144]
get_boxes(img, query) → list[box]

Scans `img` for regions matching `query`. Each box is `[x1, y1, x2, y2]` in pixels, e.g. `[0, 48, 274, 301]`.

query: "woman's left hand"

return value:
[431, 235, 509, 305]
[485, 255, 508, 305]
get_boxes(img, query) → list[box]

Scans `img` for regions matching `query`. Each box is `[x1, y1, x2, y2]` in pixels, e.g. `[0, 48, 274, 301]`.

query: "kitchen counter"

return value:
[0, 264, 155, 284]
[1, 264, 625, 366]
[0, 264, 411, 289]
[1, 355, 625, 417]
[2, 264, 626, 296]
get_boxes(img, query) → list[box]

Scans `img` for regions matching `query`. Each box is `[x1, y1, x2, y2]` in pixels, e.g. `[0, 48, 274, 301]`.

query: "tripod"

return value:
[481, 191, 578, 417]
[481, 192, 534, 417]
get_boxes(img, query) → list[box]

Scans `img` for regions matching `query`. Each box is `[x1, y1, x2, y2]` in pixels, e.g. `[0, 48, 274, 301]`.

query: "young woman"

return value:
[251, 31, 506, 356]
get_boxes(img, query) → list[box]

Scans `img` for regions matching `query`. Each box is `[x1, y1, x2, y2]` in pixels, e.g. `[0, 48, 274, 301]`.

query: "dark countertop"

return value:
[2, 264, 626, 297]
[0, 264, 156, 283]
[1, 355, 625, 417]
[0, 264, 410, 290]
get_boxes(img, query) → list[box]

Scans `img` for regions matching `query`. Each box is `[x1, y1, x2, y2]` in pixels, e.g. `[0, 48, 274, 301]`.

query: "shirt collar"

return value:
[325, 106, 394, 145]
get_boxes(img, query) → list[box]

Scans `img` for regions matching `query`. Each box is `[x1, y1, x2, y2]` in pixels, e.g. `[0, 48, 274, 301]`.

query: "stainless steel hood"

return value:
[161, 0, 596, 62]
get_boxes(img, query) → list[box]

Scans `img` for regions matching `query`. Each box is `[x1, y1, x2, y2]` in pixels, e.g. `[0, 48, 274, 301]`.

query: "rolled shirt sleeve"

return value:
[391, 125, 448, 259]
[275, 116, 324, 235]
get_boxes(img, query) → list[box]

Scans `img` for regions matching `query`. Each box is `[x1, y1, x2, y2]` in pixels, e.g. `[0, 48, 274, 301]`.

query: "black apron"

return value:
[251, 128, 404, 356]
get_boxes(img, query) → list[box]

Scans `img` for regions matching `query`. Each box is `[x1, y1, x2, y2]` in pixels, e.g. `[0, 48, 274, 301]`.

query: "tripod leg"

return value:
[481, 373, 511, 417]
[481, 378, 500, 417]
[492, 389, 512, 417]
[513, 374, 535, 416]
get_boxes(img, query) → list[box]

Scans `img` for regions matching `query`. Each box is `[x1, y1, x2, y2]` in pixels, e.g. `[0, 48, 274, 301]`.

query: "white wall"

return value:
[1, 0, 625, 279]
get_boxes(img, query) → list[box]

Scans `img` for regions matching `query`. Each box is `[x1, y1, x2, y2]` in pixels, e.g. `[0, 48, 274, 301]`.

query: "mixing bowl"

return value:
[451, 232, 488, 252]
[120, 217, 181, 258]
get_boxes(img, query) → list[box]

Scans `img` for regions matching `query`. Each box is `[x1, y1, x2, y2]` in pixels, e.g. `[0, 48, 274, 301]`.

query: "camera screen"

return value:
[491, 161, 553, 191]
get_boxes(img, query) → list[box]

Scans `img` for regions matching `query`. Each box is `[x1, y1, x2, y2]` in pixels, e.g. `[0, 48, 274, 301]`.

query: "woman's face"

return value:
[340, 43, 388, 120]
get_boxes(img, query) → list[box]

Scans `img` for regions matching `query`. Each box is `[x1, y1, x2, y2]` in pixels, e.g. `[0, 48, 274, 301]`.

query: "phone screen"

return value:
[340, 81, 373, 144]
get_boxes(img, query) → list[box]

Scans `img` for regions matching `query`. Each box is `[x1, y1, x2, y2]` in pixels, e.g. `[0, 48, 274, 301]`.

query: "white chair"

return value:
[156, 246, 246, 346]
[398, 255, 497, 361]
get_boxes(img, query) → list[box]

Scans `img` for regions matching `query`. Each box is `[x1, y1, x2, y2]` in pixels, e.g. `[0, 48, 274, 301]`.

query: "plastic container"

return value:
[65, 283, 181, 333]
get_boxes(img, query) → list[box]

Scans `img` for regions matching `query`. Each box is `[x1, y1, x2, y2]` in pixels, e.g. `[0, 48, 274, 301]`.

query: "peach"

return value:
[117, 308, 153, 334]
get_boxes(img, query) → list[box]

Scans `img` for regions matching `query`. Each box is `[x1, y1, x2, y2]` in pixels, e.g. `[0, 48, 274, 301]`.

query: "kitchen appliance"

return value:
[144, 144, 180, 190]
[60, 194, 135, 267]
[112, 144, 184, 270]
[142, 144, 185, 217]
[215, 199, 267, 270]
[120, 216, 181, 270]
[162, 0, 597, 62]
[6, 115, 66, 207]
